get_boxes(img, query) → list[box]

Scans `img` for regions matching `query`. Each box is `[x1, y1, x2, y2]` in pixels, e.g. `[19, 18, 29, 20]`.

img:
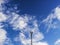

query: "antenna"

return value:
[30, 31, 33, 45]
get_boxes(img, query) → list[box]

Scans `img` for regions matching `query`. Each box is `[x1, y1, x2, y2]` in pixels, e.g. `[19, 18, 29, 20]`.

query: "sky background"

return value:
[0, 0, 60, 45]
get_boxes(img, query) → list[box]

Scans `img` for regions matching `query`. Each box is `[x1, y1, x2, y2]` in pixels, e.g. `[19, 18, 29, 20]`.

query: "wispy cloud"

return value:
[9, 14, 49, 45]
[55, 39, 60, 45]
[0, 12, 7, 22]
[0, 0, 9, 22]
[0, 0, 14, 45]
[14, 32, 48, 45]
[54, 6, 60, 20]
[40, 6, 60, 32]
[1, 4, 60, 45]
[0, 29, 7, 45]
[0, 25, 13, 45]
[1, 0, 60, 45]
[33, 42, 48, 45]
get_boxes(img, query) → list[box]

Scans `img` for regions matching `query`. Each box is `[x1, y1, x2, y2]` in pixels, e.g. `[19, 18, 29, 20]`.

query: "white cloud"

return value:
[14, 32, 49, 45]
[10, 15, 28, 30]
[33, 42, 48, 45]
[0, 28, 7, 45]
[0, 29, 7, 42]
[14, 32, 48, 45]
[41, 14, 55, 32]
[0, 25, 13, 45]
[7, 13, 49, 45]
[19, 32, 44, 42]
[32, 32, 44, 41]
[55, 39, 60, 45]
[9, 14, 35, 30]
[54, 7, 60, 20]
[1, 2, 60, 45]
[0, 12, 7, 22]
[0, 0, 49, 45]
[9, 14, 19, 24]
[40, 6, 60, 32]
[14, 16, 28, 29]
[0, 0, 4, 4]
[0, 28, 14, 45]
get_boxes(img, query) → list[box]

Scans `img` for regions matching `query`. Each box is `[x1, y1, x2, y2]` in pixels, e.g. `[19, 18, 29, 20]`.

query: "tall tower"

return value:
[30, 31, 33, 45]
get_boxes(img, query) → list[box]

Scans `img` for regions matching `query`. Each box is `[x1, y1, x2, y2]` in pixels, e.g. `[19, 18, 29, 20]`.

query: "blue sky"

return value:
[0, 0, 60, 45]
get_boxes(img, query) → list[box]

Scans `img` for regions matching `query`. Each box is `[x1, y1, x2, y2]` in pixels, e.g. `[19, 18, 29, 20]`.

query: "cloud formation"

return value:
[9, 14, 49, 45]
[54, 6, 60, 20]
[0, 29, 7, 45]
[1, 4, 60, 45]
[14, 32, 48, 45]
[1, 0, 60, 45]
[33, 42, 48, 45]
[0, 24, 13, 45]
[55, 39, 60, 45]
[40, 6, 60, 32]
[0, 0, 14, 45]
[0, 12, 7, 22]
